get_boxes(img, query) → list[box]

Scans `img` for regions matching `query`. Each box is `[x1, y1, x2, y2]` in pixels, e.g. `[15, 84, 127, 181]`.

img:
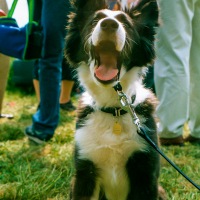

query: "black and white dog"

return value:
[65, 0, 165, 199]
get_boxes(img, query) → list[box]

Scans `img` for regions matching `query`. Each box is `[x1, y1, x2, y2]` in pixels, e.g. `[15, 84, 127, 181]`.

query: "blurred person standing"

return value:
[33, 57, 76, 112]
[154, 0, 200, 145]
[25, 0, 70, 144]
[0, 0, 13, 119]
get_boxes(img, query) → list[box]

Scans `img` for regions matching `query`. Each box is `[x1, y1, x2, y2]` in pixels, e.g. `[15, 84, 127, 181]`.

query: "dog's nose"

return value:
[100, 18, 119, 32]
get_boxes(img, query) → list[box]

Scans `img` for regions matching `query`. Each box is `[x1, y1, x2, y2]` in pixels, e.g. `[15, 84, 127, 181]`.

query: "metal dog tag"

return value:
[113, 122, 122, 135]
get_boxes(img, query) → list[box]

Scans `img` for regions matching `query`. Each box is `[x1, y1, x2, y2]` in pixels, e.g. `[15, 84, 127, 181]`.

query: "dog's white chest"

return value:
[76, 111, 147, 199]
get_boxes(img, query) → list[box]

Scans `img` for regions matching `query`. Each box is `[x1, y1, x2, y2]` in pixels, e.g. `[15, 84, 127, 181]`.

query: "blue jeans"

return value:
[32, 0, 70, 136]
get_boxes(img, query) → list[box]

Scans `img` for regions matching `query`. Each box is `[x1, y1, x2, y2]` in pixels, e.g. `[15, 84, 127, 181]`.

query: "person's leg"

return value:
[0, 0, 13, 119]
[33, 79, 40, 102]
[32, 60, 40, 102]
[60, 80, 74, 104]
[187, 0, 200, 141]
[59, 57, 76, 111]
[0, 54, 10, 114]
[59, 80, 76, 111]
[29, 0, 70, 139]
[33, 58, 75, 111]
[154, 0, 193, 140]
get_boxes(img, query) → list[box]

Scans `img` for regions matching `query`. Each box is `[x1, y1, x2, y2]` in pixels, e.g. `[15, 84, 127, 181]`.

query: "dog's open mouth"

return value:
[94, 41, 120, 84]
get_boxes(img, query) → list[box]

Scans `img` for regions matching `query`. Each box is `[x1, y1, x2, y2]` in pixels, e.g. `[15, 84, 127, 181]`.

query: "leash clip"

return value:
[114, 83, 141, 130]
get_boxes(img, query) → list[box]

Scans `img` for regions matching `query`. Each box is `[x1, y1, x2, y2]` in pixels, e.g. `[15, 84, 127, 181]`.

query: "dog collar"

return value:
[100, 107, 127, 116]
[100, 94, 136, 116]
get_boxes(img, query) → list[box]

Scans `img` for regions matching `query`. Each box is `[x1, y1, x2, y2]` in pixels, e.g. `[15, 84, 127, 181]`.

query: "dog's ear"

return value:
[131, 0, 159, 28]
[126, 0, 159, 67]
[65, 0, 107, 67]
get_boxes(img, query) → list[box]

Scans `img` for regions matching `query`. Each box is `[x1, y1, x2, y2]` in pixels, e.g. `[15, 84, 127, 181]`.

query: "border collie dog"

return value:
[65, 0, 164, 199]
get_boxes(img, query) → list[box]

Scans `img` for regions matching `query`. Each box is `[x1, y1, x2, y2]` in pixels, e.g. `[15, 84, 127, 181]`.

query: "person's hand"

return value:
[0, 9, 6, 17]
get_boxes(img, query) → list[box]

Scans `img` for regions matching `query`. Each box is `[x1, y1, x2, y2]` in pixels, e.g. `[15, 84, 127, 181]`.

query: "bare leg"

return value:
[33, 79, 40, 102]
[0, 54, 10, 115]
[59, 80, 74, 104]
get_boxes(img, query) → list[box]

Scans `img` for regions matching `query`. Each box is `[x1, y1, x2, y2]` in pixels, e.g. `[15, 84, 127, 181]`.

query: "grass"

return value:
[0, 81, 200, 199]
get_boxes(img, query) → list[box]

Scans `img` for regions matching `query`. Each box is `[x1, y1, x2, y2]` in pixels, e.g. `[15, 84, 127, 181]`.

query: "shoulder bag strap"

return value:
[7, 0, 18, 18]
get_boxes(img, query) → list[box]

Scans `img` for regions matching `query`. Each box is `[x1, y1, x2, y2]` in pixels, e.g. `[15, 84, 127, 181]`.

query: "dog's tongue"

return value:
[95, 53, 118, 81]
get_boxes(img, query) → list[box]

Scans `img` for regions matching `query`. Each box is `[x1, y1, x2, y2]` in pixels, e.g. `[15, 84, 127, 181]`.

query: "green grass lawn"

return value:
[0, 84, 200, 199]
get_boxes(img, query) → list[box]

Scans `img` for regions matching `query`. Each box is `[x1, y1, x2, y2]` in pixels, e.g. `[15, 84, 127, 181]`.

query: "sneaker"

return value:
[60, 101, 76, 111]
[159, 135, 184, 146]
[0, 113, 14, 119]
[24, 126, 52, 144]
[184, 135, 200, 144]
[36, 104, 40, 111]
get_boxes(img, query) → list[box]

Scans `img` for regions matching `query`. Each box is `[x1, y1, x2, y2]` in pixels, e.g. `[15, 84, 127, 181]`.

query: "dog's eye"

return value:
[115, 13, 126, 22]
[93, 12, 106, 21]
[115, 13, 132, 28]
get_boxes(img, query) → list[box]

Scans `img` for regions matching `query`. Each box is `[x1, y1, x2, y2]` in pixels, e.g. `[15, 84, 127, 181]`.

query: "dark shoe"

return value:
[159, 135, 184, 146]
[184, 135, 200, 144]
[60, 101, 76, 111]
[24, 126, 52, 144]
[37, 104, 40, 111]
[0, 113, 14, 119]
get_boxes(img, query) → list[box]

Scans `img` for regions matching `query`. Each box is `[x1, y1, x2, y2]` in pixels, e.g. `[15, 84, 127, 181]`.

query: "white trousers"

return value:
[154, 0, 200, 138]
